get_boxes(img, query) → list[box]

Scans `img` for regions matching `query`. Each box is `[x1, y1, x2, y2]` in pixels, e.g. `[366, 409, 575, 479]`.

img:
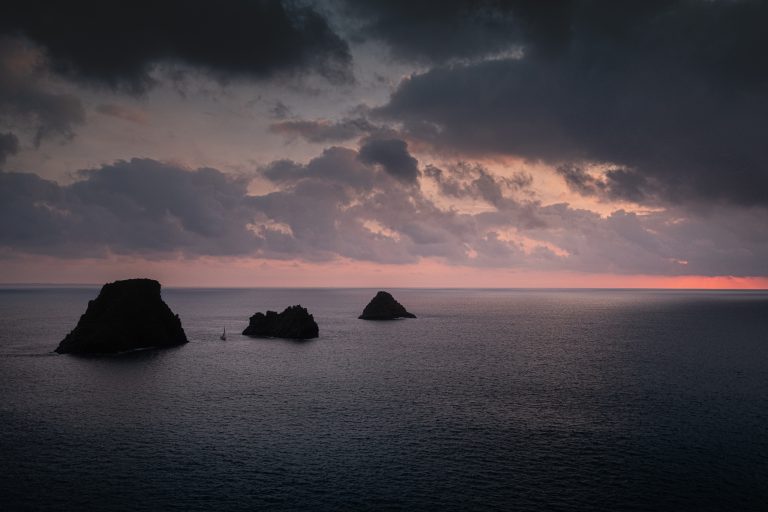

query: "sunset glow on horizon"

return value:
[1, 256, 767, 290]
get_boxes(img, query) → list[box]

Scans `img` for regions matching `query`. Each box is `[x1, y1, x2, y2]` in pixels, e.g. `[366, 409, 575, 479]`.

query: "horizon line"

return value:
[1, 283, 766, 292]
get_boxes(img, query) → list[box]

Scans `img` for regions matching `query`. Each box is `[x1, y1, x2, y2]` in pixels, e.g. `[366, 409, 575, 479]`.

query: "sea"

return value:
[1, 287, 767, 511]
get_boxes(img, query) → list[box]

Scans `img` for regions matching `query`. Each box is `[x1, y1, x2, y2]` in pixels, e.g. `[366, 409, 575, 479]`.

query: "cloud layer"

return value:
[1, 1, 766, 282]
[1, 0, 352, 92]
[375, 0, 768, 207]
[2, 150, 767, 276]
[340, 0, 572, 64]
[0, 132, 18, 165]
[269, 117, 375, 143]
[0, 37, 85, 145]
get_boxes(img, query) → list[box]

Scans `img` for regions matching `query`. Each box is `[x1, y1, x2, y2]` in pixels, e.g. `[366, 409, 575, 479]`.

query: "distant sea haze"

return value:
[1, 288, 767, 511]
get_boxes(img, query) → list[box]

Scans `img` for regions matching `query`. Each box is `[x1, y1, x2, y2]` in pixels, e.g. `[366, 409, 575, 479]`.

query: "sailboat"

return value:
[220, 327, 227, 341]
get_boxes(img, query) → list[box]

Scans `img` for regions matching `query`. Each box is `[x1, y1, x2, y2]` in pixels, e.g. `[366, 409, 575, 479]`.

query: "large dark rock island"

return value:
[359, 291, 416, 320]
[55, 278, 188, 354]
[242, 305, 319, 339]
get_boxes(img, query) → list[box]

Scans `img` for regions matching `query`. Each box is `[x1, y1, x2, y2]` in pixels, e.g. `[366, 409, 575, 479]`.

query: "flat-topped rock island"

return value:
[242, 305, 319, 339]
[55, 278, 188, 354]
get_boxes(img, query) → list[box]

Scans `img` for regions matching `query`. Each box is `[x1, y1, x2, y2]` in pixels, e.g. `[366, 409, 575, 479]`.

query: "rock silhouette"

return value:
[359, 291, 416, 320]
[55, 278, 188, 354]
[242, 305, 319, 339]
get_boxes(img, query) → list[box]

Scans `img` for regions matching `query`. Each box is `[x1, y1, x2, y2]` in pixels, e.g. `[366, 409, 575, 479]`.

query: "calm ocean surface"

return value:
[1, 288, 767, 511]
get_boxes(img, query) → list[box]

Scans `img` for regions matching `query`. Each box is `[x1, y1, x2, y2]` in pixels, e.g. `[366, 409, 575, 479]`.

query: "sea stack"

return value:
[55, 278, 188, 354]
[359, 291, 416, 320]
[242, 305, 319, 339]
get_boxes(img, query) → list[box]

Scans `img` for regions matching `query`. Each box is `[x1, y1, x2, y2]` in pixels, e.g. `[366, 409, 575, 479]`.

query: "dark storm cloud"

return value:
[0, 38, 85, 145]
[556, 165, 657, 204]
[556, 165, 598, 196]
[269, 117, 376, 143]
[375, 0, 768, 207]
[357, 138, 420, 183]
[1, 0, 352, 92]
[0, 132, 19, 165]
[340, 0, 573, 63]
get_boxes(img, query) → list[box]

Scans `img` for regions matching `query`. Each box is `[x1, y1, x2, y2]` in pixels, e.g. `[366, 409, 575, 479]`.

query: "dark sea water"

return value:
[1, 288, 767, 511]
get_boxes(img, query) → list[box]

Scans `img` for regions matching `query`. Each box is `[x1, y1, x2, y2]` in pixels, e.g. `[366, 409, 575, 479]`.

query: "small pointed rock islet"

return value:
[359, 291, 416, 320]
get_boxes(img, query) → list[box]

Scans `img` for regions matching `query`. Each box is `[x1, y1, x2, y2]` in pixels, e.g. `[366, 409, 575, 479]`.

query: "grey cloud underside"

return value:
[340, 0, 572, 64]
[269, 117, 376, 143]
[2, 151, 766, 276]
[0, 132, 19, 165]
[375, 0, 768, 207]
[0, 38, 85, 145]
[1, 0, 352, 92]
[95, 104, 149, 125]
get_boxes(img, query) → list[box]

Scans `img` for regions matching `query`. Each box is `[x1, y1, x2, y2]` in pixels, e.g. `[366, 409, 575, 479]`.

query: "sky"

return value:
[1, 0, 767, 288]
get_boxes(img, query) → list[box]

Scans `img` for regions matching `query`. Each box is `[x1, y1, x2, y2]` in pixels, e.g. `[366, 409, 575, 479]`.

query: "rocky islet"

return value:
[55, 278, 188, 354]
